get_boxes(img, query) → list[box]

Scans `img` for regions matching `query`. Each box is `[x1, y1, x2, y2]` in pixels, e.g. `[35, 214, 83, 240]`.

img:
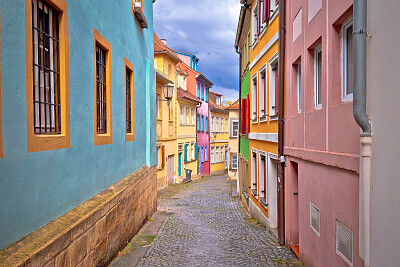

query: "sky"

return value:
[153, 0, 241, 102]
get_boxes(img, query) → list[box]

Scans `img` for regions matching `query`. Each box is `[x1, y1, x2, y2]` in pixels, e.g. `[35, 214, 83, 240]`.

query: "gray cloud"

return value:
[154, 0, 241, 102]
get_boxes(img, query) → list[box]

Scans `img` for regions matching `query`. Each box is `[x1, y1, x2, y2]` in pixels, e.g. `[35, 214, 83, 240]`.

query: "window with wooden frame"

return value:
[25, 0, 70, 153]
[124, 57, 135, 142]
[342, 20, 353, 102]
[93, 28, 112, 145]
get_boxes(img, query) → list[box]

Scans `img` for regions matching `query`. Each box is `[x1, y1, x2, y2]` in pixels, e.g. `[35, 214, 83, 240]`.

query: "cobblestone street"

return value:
[111, 175, 302, 266]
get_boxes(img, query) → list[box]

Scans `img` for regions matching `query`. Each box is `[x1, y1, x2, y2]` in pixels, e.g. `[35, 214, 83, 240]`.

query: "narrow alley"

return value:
[110, 175, 302, 267]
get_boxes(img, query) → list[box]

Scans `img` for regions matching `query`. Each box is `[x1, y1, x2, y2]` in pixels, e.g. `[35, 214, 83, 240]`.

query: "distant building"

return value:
[0, 1, 156, 266]
[226, 99, 239, 179]
[209, 92, 229, 174]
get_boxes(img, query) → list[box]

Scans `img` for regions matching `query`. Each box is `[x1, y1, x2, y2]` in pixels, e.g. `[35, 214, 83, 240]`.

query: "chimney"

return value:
[161, 39, 167, 45]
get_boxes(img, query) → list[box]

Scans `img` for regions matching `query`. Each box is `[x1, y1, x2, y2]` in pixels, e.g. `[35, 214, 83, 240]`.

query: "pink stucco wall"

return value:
[284, 0, 362, 266]
[197, 101, 209, 175]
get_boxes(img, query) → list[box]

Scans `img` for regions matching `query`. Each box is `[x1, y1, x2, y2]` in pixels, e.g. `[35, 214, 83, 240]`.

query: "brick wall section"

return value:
[0, 166, 157, 267]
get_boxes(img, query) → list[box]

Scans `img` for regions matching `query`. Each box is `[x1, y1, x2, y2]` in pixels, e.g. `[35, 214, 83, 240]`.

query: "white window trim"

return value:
[252, 3, 259, 48]
[251, 148, 258, 198]
[251, 72, 258, 123]
[310, 202, 321, 237]
[269, 2, 279, 24]
[231, 119, 239, 137]
[268, 52, 279, 120]
[232, 153, 238, 169]
[259, 64, 267, 121]
[342, 19, 353, 103]
[258, 150, 267, 199]
[297, 62, 302, 114]
[314, 45, 322, 110]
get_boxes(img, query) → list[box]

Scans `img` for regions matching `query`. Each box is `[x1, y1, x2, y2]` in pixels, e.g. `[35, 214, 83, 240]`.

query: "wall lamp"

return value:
[157, 84, 174, 102]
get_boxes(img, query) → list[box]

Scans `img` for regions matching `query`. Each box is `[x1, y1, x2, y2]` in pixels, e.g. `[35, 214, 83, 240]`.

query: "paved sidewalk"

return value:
[110, 175, 303, 267]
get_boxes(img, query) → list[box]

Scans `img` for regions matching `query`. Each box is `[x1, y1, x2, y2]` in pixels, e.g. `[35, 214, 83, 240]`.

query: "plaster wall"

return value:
[0, 0, 155, 250]
[366, 0, 400, 264]
[197, 100, 209, 176]
[177, 62, 197, 97]
[284, 0, 362, 265]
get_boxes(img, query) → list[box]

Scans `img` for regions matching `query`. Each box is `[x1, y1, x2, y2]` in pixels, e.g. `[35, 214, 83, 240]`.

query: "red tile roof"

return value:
[176, 88, 201, 104]
[226, 99, 239, 110]
[154, 32, 181, 63]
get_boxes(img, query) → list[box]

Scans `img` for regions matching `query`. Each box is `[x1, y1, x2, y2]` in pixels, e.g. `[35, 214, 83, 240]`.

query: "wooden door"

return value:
[168, 155, 174, 185]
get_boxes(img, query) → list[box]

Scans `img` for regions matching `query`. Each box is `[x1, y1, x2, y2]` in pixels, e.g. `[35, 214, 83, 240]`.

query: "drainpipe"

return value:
[277, 0, 286, 246]
[353, 0, 372, 266]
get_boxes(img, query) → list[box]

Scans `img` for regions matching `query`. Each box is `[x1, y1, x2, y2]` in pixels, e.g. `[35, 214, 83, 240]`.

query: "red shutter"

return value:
[246, 95, 250, 134]
[275, 63, 279, 112]
[262, 0, 266, 22]
[241, 99, 245, 134]
[257, 0, 261, 35]
[266, 0, 271, 21]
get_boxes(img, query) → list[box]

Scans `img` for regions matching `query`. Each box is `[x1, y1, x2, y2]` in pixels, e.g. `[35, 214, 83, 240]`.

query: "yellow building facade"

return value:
[209, 92, 229, 174]
[176, 88, 200, 182]
[248, 0, 280, 232]
[154, 33, 181, 189]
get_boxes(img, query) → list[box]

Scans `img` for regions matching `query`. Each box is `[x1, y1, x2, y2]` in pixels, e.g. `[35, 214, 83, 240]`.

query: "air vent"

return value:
[310, 202, 320, 236]
[336, 220, 353, 266]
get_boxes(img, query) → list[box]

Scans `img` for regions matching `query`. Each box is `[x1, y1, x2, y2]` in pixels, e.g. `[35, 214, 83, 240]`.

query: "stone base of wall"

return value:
[249, 198, 272, 230]
[0, 165, 157, 267]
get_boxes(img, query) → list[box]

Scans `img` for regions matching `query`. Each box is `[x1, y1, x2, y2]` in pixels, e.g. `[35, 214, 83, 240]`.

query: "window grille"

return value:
[96, 44, 107, 133]
[33, 0, 61, 134]
[310, 202, 320, 235]
[336, 220, 353, 266]
[126, 68, 132, 133]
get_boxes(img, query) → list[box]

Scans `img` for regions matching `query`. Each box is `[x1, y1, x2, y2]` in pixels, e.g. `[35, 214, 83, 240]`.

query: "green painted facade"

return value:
[240, 70, 250, 161]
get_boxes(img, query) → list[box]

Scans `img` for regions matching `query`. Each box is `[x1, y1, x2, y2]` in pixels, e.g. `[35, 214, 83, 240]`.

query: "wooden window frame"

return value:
[124, 57, 135, 142]
[25, 0, 70, 153]
[93, 28, 112, 146]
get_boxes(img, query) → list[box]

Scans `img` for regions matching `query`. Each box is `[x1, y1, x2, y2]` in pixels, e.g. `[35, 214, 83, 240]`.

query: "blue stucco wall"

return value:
[0, 0, 155, 250]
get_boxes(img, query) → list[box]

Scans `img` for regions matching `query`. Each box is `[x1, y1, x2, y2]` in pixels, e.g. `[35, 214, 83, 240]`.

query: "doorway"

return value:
[268, 153, 278, 229]
[168, 155, 174, 185]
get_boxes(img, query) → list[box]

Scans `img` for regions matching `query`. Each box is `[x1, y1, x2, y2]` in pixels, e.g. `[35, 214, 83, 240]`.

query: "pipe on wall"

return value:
[353, 0, 372, 266]
[277, 0, 286, 246]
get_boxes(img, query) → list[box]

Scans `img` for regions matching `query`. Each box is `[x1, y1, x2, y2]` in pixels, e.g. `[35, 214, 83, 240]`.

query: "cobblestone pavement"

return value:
[119, 174, 302, 267]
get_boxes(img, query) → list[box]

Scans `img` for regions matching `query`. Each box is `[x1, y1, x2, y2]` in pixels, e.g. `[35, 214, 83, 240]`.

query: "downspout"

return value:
[353, 0, 372, 266]
[277, 0, 286, 246]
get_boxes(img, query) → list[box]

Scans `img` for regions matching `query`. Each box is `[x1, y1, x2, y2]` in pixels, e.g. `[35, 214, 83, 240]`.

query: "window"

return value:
[232, 153, 238, 169]
[251, 73, 258, 120]
[251, 150, 257, 197]
[176, 72, 180, 88]
[156, 93, 161, 119]
[205, 86, 209, 102]
[241, 95, 250, 134]
[259, 67, 267, 118]
[191, 143, 195, 160]
[343, 20, 353, 102]
[259, 153, 266, 205]
[216, 146, 219, 163]
[93, 28, 112, 145]
[216, 117, 219, 132]
[186, 107, 189, 125]
[157, 145, 165, 169]
[297, 62, 302, 113]
[184, 143, 188, 162]
[211, 147, 215, 163]
[220, 118, 224, 133]
[252, 3, 258, 43]
[180, 106, 184, 124]
[310, 202, 321, 236]
[314, 45, 322, 109]
[27, 0, 70, 152]
[125, 58, 135, 142]
[183, 76, 187, 91]
[211, 117, 214, 132]
[221, 146, 224, 162]
[197, 81, 200, 99]
[205, 116, 209, 133]
[231, 120, 239, 137]
[191, 108, 194, 125]
[269, 54, 279, 116]
[197, 113, 200, 132]
[157, 146, 161, 168]
[205, 145, 208, 161]
[168, 64, 171, 79]
[225, 118, 228, 133]
[201, 146, 204, 162]
[201, 84, 204, 101]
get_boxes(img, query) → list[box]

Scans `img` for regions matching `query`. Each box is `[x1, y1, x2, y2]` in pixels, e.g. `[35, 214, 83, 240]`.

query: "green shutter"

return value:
[195, 143, 198, 159]
[184, 144, 188, 162]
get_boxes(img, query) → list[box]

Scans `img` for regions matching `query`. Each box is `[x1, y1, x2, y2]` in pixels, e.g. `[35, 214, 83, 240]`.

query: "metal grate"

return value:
[96, 45, 107, 133]
[125, 68, 132, 133]
[310, 202, 320, 235]
[336, 220, 353, 266]
[32, 0, 61, 134]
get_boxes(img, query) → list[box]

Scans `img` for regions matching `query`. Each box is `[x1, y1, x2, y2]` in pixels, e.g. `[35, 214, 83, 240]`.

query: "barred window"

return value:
[33, 0, 61, 134]
[96, 44, 107, 133]
[126, 68, 132, 133]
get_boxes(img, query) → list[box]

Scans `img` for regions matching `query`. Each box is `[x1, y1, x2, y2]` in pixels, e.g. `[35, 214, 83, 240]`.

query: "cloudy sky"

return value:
[153, 0, 241, 102]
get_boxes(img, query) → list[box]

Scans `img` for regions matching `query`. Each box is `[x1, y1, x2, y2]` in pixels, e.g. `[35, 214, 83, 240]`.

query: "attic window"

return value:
[132, 1, 148, 28]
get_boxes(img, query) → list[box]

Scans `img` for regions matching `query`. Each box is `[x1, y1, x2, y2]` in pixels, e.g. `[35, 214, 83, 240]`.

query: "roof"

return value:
[176, 88, 202, 105]
[156, 71, 173, 85]
[209, 97, 229, 114]
[226, 99, 240, 110]
[172, 49, 199, 61]
[209, 91, 222, 97]
[154, 32, 182, 63]
[196, 73, 213, 87]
